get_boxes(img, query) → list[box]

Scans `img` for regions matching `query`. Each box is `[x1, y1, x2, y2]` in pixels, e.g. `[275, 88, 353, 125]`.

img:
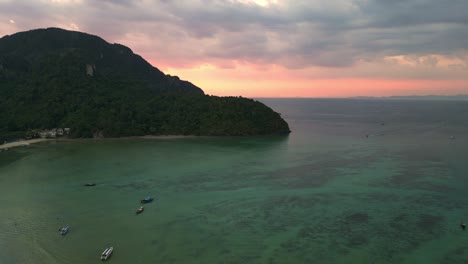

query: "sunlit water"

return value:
[1, 98, 468, 263]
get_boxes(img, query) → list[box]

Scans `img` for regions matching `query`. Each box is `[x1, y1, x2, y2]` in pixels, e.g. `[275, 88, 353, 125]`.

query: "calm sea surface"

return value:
[1, 98, 468, 263]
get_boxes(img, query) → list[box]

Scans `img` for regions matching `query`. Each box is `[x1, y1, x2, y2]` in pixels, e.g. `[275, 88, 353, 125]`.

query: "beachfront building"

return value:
[38, 128, 71, 138]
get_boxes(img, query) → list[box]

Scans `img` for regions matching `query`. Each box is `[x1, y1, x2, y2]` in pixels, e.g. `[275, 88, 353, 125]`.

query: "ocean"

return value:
[1, 98, 468, 263]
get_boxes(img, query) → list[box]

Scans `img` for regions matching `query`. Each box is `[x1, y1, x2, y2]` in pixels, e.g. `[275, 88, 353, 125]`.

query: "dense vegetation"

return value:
[0, 28, 290, 141]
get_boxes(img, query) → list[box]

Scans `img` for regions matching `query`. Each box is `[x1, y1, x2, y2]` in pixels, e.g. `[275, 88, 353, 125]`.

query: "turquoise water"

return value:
[1, 98, 468, 263]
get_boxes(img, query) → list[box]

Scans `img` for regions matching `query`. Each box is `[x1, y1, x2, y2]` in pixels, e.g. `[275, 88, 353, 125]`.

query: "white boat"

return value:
[59, 226, 69, 235]
[100, 247, 113, 260]
[136, 206, 144, 214]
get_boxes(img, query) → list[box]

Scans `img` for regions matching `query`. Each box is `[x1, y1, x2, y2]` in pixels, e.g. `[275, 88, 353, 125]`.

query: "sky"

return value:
[1, 0, 468, 98]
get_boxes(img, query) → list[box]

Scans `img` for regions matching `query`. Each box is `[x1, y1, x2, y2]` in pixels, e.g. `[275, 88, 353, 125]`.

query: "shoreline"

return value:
[0, 138, 51, 150]
[84, 135, 200, 140]
[0, 134, 287, 151]
[138, 135, 197, 139]
[0, 135, 197, 151]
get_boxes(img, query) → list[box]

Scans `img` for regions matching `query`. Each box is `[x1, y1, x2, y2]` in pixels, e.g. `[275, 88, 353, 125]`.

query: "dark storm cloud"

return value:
[360, 0, 468, 27]
[1, 0, 467, 69]
[149, 0, 468, 68]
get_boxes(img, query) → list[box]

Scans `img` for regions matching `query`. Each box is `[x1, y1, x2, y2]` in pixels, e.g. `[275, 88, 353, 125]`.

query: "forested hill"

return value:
[0, 27, 203, 94]
[0, 28, 290, 140]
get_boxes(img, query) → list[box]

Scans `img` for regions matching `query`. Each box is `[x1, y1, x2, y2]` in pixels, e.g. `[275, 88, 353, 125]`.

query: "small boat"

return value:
[136, 206, 144, 214]
[140, 197, 154, 204]
[84, 183, 96, 187]
[59, 226, 69, 235]
[100, 247, 113, 260]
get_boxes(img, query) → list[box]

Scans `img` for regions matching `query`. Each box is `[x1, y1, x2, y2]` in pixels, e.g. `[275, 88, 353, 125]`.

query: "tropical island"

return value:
[0, 28, 290, 143]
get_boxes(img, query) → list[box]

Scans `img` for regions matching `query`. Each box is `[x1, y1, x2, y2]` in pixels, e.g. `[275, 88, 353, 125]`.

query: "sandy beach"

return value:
[0, 138, 50, 150]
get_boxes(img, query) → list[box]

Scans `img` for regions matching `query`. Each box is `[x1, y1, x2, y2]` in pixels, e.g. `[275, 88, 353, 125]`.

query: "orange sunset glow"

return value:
[1, 0, 467, 97]
[165, 64, 468, 98]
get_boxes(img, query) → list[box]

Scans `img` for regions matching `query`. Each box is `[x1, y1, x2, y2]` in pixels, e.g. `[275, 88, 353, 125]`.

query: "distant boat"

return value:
[136, 206, 144, 214]
[140, 197, 154, 204]
[84, 183, 96, 187]
[100, 247, 113, 260]
[59, 226, 69, 235]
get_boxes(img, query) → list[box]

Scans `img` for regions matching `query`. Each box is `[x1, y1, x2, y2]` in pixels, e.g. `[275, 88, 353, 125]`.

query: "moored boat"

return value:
[140, 196, 153, 204]
[100, 247, 113, 260]
[84, 183, 96, 187]
[59, 226, 69, 235]
[136, 206, 144, 214]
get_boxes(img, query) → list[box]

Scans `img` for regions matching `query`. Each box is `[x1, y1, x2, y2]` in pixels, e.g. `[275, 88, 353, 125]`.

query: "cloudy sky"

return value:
[1, 0, 468, 97]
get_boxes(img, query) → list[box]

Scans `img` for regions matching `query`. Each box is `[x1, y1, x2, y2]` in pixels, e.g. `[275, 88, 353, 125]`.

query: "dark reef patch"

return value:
[0, 151, 27, 168]
[344, 212, 370, 225]
[441, 246, 468, 264]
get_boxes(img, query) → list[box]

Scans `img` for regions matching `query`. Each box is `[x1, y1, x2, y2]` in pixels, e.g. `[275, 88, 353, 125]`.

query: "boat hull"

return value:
[140, 197, 153, 204]
[100, 247, 113, 260]
[136, 207, 144, 214]
[59, 227, 69, 235]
